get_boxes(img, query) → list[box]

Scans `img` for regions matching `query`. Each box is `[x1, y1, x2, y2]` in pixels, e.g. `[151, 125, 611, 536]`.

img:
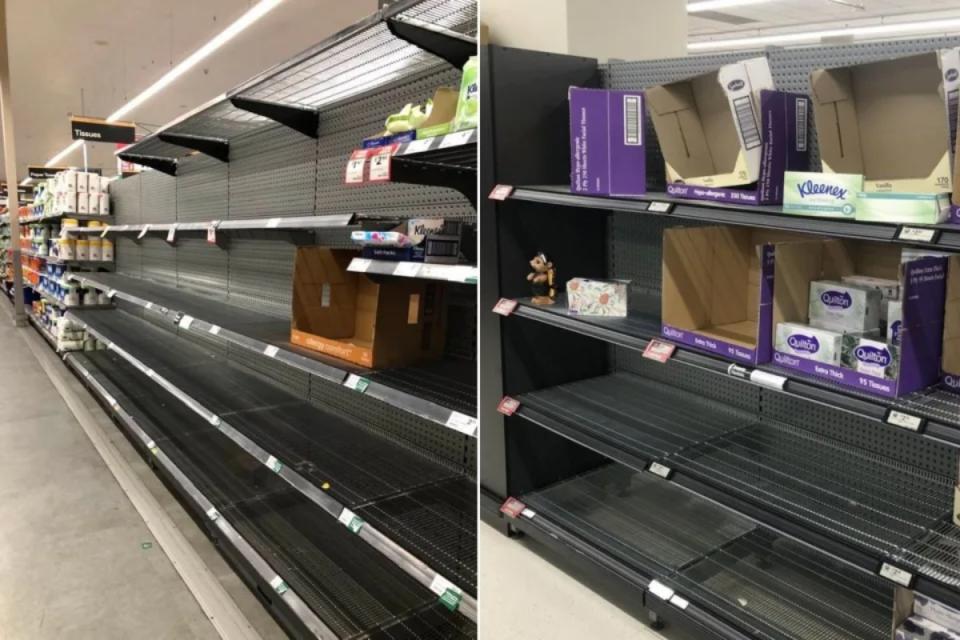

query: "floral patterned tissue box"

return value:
[566, 278, 630, 317]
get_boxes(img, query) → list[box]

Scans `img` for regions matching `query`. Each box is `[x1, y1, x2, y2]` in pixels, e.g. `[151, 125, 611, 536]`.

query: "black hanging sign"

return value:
[27, 165, 68, 180]
[70, 116, 136, 144]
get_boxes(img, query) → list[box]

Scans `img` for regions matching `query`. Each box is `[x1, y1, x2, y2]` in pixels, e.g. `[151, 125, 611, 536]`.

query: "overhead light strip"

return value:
[39, 0, 284, 169]
[690, 17, 960, 50]
[688, 0, 772, 13]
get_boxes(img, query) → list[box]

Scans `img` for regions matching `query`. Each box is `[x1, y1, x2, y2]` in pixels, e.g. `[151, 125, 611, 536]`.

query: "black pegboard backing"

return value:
[614, 346, 762, 415]
[227, 341, 311, 400]
[224, 238, 294, 318]
[228, 122, 317, 219]
[139, 170, 177, 224]
[115, 236, 141, 279]
[444, 283, 477, 362]
[175, 237, 229, 300]
[177, 154, 228, 223]
[308, 373, 471, 475]
[760, 391, 959, 479]
[314, 66, 475, 220]
[139, 237, 177, 287]
[109, 173, 141, 225]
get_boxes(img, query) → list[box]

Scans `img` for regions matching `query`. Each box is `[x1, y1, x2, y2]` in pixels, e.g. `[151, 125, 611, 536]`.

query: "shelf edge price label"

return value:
[146, 440, 159, 456]
[269, 576, 289, 596]
[492, 298, 517, 316]
[100, 227, 110, 238]
[497, 396, 520, 416]
[886, 410, 924, 432]
[165, 225, 178, 243]
[178, 315, 194, 330]
[345, 149, 370, 184]
[647, 580, 675, 601]
[446, 411, 478, 436]
[205, 507, 220, 522]
[669, 594, 690, 610]
[404, 137, 434, 155]
[367, 145, 397, 183]
[648, 201, 672, 213]
[439, 129, 474, 149]
[878, 562, 914, 587]
[489, 184, 514, 201]
[263, 345, 279, 358]
[898, 226, 939, 243]
[393, 261, 422, 278]
[648, 462, 673, 479]
[266, 217, 282, 229]
[749, 369, 788, 391]
[206, 221, 220, 245]
[350, 258, 372, 273]
[499, 497, 527, 518]
[265, 455, 283, 473]
[344, 374, 370, 393]
[137, 224, 151, 240]
[643, 339, 676, 363]
[429, 574, 464, 612]
[338, 507, 365, 534]
[208, 325, 221, 336]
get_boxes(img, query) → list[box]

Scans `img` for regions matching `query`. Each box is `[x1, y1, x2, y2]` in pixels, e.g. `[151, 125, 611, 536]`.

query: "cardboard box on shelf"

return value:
[661, 226, 802, 364]
[568, 88, 646, 197]
[289, 248, 446, 369]
[855, 191, 951, 225]
[811, 49, 959, 195]
[772, 239, 948, 398]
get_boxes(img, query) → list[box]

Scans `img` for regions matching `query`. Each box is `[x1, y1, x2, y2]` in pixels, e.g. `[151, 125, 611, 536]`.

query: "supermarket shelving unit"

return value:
[481, 40, 960, 640]
[24, 2, 478, 638]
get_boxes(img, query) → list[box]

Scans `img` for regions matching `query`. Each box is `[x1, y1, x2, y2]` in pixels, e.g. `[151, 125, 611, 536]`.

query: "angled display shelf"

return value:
[67, 272, 477, 434]
[65, 351, 475, 639]
[66, 307, 477, 619]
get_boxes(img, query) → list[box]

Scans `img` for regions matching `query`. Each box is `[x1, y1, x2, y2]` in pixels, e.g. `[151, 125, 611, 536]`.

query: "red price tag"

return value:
[489, 184, 514, 201]
[500, 497, 527, 518]
[367, 144, 399, 183]
[206, 225, 217, 244]
[345, 149, 371, 184]
[492, 298, 518, 316]
[643, 339, 676, 363]
[497, 396, 520, 416]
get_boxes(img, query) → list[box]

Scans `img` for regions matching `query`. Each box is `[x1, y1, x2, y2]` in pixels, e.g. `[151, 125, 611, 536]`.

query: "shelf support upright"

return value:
[0, 0, 26, 326]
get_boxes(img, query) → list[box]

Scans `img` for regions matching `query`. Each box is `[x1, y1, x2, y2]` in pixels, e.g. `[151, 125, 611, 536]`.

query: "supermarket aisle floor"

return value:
[480, 523, 680, 640]
[0, 314, 281, 639]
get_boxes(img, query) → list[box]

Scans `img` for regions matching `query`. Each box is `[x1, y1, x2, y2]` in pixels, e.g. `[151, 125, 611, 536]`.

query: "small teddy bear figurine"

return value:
[527, 252, 556, 305]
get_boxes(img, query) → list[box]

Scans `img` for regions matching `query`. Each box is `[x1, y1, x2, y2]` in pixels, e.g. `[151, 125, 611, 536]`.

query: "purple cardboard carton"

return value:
[569, 87, 646, 197]
[665, 90, 810, 205]
[772, 240, 948, 398]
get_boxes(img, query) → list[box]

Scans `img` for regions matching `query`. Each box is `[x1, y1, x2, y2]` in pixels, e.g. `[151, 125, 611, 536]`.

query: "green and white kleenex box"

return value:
[856, 191, 951, 224]
[782, 172, 862, 218]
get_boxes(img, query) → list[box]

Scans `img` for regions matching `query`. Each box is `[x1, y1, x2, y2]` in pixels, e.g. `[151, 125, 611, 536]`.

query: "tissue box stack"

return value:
[896, 594, 960, 639]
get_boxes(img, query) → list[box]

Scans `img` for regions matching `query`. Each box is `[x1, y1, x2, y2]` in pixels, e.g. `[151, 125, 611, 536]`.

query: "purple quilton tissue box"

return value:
[569, 87, 646, 197]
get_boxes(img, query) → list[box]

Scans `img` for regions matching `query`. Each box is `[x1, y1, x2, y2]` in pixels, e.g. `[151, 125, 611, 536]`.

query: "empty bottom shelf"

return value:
[522, 464, 892, 640]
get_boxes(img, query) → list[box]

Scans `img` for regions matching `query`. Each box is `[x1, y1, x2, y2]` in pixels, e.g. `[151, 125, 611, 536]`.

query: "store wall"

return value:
[481, 0, 687, 61]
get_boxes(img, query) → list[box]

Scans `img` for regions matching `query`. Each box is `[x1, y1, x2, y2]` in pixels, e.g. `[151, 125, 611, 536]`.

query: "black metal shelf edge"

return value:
[66, 308, 478, 615]
[506, 297, 960, 449]
[72, 271, 477, 435]
[508, 373, 960, 609]
[505, 185, 960, 250]
[509, 466, 893, 640]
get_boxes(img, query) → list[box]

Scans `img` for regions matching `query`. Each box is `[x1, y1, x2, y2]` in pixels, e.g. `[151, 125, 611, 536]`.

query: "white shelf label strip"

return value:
[648, 462, 672, 479]
[887, 411, 922, 432]
[648, 580, 674, 601]
[446, 412, 478, 436]
[429, 574, 462, 598]
[879, 563, 913, 586]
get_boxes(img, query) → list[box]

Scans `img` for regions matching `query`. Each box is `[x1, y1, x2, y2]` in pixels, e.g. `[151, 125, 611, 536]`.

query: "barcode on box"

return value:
[733, 96, 762, 150]
[624, 95, 642, 146]
[795, 98, 808, 152]
[949, 89, 959, 150]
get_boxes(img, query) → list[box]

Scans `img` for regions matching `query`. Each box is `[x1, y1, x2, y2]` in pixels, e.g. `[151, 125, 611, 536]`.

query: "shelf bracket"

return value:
[386, 17, 476, 69]
[229, 96, 319, 139]
[117, 153, 178, 176]
[391, 158, 477, 208]
[157, 132, 229, 162]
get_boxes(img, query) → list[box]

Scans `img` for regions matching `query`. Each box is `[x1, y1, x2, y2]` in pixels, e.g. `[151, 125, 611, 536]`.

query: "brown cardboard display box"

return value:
[647, 57, 774, 188]
[661, 226, 803, 365]
[290, 248, 446, 368]
[810, 50, 958, 194]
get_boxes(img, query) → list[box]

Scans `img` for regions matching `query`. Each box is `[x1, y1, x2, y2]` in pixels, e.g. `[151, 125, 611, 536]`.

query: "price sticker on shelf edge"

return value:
[263, 345, 279, 358]
[404, 137, 434, 155]
[269, 576, 289, 596]
[100, 227, 110, 238]
[886, 410, 924, 432]
[879, 563, 914, 587]
[430, 574, 464, 612]
[265, 455, 283, 473]
[266, 217, 282, 229]
[137, 224, 151, 240]
[500, 497, 527, 518]
[344, 374, 370, 393]
[208, 325, 221, 336]
[338, 508, 365, 534]
[489, 184, 514, 201]
[643, 339, 676, 363]
[898, 226, 938, 243]
[206, 222, 220, 245]
[669, 594, 690, 610]
[648, 201, 672, 213]
[393, 261, 422, 278]
[446, 411, 478, 436]
[351, 258, 372, 273]
[497, 396, 520, 416]
[492, 298, 517, 316]
[178, 315, 194, 330]
[648, 462, 673, 480]
[439, 129, 474, 149]
[166, 225, 177, 243]
[146, 440, 159, 456]
[367, 145, 397, 182]
[345, 149, 370, 184]
[749, 370, 788, 391]
[205, 507, 220, 522]
[648, 580, 675, 601]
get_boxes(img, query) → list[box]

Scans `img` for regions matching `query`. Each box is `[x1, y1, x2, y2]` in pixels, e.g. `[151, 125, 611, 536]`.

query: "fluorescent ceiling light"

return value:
[688, 0, 772, 12]
[690, 17, 960, 50]
[41, 0, 284, 167]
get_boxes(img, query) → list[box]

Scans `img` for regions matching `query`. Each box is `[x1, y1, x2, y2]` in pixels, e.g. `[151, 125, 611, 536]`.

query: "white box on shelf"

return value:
[76, 171, 88, 193]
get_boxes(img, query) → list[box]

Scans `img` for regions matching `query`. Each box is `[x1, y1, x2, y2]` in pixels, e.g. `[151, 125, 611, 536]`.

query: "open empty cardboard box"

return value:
[810, 50, 959, 194]
[290, 248, 446, 369]
[647, 57, 774, 189]
[661, 226, 800, 364]
[772, 240, 949, 397]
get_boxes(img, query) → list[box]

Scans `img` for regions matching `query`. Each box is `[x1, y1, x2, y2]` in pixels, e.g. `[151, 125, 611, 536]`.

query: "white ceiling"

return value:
[0, 0, 379, 183]
[690, 0, 960, 36]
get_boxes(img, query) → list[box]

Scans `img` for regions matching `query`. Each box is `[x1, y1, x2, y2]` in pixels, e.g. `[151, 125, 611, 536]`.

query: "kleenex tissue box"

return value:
[782, 172, 861, 218]
[567, 278, 629, 317]
[775, 322, 842, 364]
[809, 280, 882, 333]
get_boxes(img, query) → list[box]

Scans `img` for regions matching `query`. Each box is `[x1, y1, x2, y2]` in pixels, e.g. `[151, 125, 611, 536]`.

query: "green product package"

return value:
[855, 191, 951, 225]
[782, 171, 861, 218]
[453, 56, 478, 131]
